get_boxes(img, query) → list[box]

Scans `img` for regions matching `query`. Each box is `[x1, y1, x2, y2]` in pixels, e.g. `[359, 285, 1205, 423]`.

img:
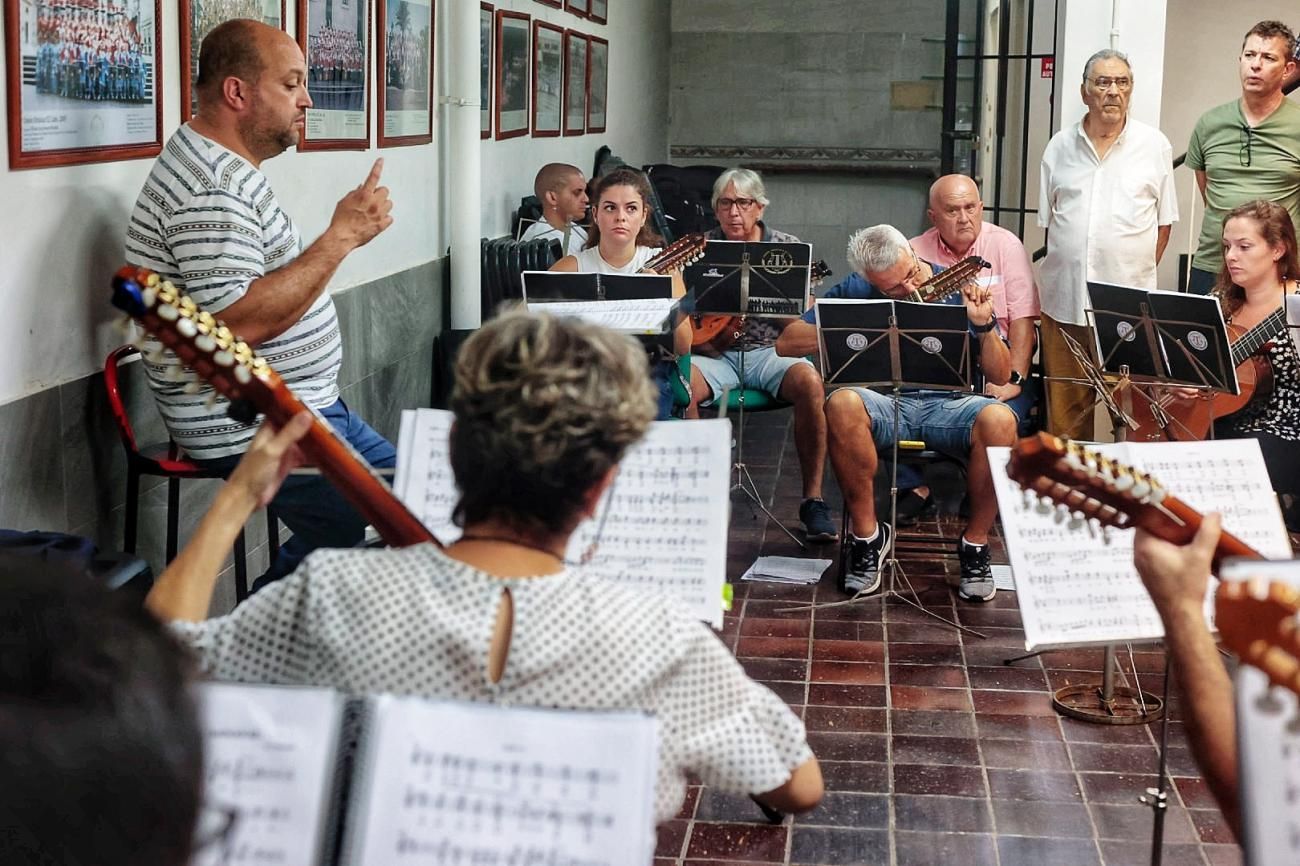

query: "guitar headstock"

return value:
[811, 259, 832, 289]
[111, 266, 270, 423]
[646, 234, 707, 274]
[1006, 432, 1167, 533]
[916, 255, 992, 304]
[1216, 579, 1300, 696]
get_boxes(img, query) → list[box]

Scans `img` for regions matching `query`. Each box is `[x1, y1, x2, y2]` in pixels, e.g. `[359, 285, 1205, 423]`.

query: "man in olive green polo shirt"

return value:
[1186, 20, 1300, 293]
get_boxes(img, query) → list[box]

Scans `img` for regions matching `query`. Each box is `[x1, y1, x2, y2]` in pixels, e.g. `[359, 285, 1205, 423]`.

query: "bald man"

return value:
[521, 163, 590, 255]
[125, 19, 395, 591]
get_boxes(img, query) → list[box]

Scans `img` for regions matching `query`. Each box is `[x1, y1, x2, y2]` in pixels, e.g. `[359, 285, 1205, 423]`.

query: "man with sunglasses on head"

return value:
[1038, 49, 1177, 441]
[690, 168, 837, 544]
[1187, 20, 1300, 295]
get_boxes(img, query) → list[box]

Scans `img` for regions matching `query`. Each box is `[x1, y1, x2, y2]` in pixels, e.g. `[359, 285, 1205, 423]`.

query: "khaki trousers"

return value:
[1040, 313, 1098, 441]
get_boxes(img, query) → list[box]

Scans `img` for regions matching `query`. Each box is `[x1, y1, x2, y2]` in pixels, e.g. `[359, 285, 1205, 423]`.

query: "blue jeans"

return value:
[194, 399, 396, 589]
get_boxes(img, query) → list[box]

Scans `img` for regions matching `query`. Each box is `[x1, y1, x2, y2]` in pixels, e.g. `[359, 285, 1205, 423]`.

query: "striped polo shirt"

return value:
[125, 125, 341, 460]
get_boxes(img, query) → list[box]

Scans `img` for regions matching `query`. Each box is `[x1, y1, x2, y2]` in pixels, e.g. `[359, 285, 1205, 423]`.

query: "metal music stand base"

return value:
[1052, 684, 1164, 725]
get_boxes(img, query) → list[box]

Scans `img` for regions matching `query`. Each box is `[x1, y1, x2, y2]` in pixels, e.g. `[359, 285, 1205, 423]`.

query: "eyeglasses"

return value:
[192, 802, 239, 865]
[716, 197, 759, 212]
[1239, 125, 1254, 167]
[1087, 76, 1132, 92]
[885, 250, 926, 295]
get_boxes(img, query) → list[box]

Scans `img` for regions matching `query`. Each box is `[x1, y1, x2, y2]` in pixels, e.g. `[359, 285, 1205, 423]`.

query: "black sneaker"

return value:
[957, 537, 996, 603]
[842, 523, 892, 596]
[800, 498, 839, 543]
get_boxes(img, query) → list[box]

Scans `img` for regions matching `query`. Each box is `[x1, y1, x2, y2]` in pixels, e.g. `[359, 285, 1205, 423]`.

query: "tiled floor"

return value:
[656, 410, 1248, 866]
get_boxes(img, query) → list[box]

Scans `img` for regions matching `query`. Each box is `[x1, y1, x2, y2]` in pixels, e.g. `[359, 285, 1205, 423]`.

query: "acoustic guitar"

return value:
[691, 259, 833, 352]
[1006, 432, 1300, 694]
[110, 266, 438, 549]
[641, 233, 708, 276]
[1136, 305, 1285, 442]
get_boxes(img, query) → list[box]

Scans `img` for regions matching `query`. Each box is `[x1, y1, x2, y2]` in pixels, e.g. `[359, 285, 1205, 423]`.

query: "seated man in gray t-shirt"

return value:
[519, 162, 590, 255]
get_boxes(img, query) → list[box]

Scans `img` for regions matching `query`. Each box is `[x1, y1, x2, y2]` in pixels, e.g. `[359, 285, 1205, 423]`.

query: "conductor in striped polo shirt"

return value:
[125, 19, 395, 591]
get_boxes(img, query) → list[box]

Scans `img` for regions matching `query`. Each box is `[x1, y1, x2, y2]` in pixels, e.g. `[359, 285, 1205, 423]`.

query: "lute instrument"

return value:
[110, 266, 438, 549]
[910, 255, 993, 304]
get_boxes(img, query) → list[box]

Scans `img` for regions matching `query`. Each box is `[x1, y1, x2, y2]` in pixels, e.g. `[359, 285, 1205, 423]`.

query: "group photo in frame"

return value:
[585, 34, 606, 133]
[179, 0, 284, 122]
[563, 0, 587, 17]
[376, 0, 433, 146]
[562, 29, 586, 136]
[588, 0, 606, 25]
[298, 0, 369, 149]
[4, 0, 162, 169]
[479, 2, 492, 138]
[494, 9, 529, 140]
[531, 20, 562, 137]
[532, 0, 560, 7]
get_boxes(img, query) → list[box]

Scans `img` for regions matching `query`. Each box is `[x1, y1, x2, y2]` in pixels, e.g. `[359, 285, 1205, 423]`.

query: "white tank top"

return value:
[571, 245, 661, 274]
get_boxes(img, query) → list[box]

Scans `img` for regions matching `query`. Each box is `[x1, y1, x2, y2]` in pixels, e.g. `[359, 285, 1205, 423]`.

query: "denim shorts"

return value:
[694, 345, 813, 406]
[849, 387, 1004, 456]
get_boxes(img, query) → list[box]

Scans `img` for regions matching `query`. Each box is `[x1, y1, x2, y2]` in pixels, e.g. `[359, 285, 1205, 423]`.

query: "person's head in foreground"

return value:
[0, 559, 204, 866]
[449, 308, 657, 546]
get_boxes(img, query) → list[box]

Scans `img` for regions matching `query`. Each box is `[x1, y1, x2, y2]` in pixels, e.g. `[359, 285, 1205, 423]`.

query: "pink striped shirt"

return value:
[910, 223, 1040, 334]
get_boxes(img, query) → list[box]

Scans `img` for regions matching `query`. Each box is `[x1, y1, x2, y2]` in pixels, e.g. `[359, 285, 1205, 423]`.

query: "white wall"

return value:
[477, 0, 670, 238]
[1053, 0, 1167, 131]
[0, 1, 441, 406]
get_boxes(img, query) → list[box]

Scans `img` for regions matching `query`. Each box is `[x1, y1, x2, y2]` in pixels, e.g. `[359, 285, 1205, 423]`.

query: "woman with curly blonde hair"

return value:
[145, 309, 822, 829]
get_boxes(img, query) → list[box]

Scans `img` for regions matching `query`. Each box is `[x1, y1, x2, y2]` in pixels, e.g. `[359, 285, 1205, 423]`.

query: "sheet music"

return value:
[990, 438, 1291, 651]
[1224, 559, 1300, 866]
[1287, 294, 1300, 357]
[193, 683, 343, 866]
[343, 697, 658, 866]
[394, 410, 731, 627]
[527, 298, 677, 333]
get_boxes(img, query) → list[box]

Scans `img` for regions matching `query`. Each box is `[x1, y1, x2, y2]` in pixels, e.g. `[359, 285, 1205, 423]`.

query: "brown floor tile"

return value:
[810, 660, 886, 685]
[889, 708, 977, 738]
[1172, 776, 1216, 810]
[811, 620, 885, 642]
[802, 705, 887, 733]
[1098, 841, 1207, 866]
[805, 731, 889, 763]
[813, 600, 884, 623]
[980, 737, 1073, 771]
[1088, 803, 1197, 843]
[810, 638, 885, 663]
[791, 791, 889, 828]
[745, 582, 820, 602]
[1069, 742, 1159, 774]
[817, 760, 890, 793]
[974, 713, 1063, 741]
[788, 826, 889, 866]
[892, 734, 981, 766]
[738, 657, 808, 682]
[674, 785, 701, 821]
[887, 641, 965, 665]
[893, 762, 985, 796]
[893, 794, 992, 833]
[744, 599, 819, 620]
[964, 642, 1040, 667]
[807, 682, 886, 707]
[1201, 843, 1245, 865]
[1039, 648, 1110, 672]
[735, 636, 808, 659]
[890, 685, 973, 712]
[760, 680, 807, 706]
[895, 831, 997, 866]
[684, 823, 788, 862]
[986, 768, 1082, 802]
[888, 663, 968, 688]
[887, 622, 964, 644]
[1059, 716, 1156, 745]
[1077, 772, 1160, 805]
[972, 689, 1058, 716]
[966, 664, 1048, 691]
[969, 626, 1030, 648]
[693, 789, 775, 823]
[739, 616, 811, 638]
[955, 606, 1025, 628]
[1189, 808, 1235, 844]
[997, 836, 1102, 866]
[992, 799, 1094, 837]
[655, 820, 689, 858]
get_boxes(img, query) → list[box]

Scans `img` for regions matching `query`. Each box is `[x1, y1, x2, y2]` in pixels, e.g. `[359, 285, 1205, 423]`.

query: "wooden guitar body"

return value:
[690, 314, 745, 352]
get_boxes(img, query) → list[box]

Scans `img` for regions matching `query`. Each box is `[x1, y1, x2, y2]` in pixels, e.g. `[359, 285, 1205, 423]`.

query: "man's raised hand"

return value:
[329, 158, 394, 250]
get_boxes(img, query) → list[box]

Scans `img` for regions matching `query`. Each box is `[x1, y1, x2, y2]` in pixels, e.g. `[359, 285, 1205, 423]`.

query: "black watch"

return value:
[970, 317, 996, 334]
[1008, 370, 1024, 386]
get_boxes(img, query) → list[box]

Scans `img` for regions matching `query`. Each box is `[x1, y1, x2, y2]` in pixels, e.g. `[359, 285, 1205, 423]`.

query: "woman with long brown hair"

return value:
[1212, 199, 1300, 527]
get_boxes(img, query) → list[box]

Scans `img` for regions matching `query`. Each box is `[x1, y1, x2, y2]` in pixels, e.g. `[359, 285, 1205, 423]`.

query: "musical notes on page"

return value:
[527, 299, 678, 334]
[193, 683, 344, 866]
[343, 697, 657, 866]
[394, 410, 731, 627]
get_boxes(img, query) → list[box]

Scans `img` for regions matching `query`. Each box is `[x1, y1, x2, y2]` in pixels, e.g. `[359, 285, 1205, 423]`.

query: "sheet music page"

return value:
[1222, 559, 1300, 866]
[394, 410, 731, 627]
[527, 298, 676, 333]
[989, 439, 1290, 651]
[1286, 294, 1300, 357]
[193, 682, 343, 866]
[343, 696, 658, 866]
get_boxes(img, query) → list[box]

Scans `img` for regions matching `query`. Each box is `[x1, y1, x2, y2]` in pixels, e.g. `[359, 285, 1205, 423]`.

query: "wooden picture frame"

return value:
[533, 0, 561, 7]
[493, 9, 529, 140]
[588, 0, 606, 25]
[564, 0, 588, 18]
[562, 29, 587, 136]
[531, 20, 562, 138]
[479, 2, 493, 139]
[585, 34, 606, 134]
[4, 0, 163, 169]
[179, 0, 285, 122]
[297, 0, 371, 151]
[377, 0, 434, 147]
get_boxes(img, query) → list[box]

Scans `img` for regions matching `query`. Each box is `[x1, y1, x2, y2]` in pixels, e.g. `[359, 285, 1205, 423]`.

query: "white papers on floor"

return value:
[394, 409, 732, 627]
[989, 438, 1292, 651]
[741, 556, 832, 584]
[1223, 558, 1300, 866]
[990, 564, 1015, 591]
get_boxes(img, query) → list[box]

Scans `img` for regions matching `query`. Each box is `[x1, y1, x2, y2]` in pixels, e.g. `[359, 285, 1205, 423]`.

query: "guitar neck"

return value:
[1229, 305, 1286, 366]
[1132, 492, 1262, 566]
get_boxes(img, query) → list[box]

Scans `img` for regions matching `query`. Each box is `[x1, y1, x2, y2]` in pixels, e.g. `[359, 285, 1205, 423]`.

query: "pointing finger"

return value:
[361, 158, 384, 192]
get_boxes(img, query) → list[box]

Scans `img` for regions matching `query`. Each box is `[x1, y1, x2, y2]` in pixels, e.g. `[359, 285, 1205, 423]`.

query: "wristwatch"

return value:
[1008, 370, 1024, 386]
[970, 317, 996, 334]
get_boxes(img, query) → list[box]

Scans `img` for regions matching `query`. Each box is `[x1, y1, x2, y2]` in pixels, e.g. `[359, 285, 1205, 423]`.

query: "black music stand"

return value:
[803, 298, 984, 634]
[683, 241, 813, 547]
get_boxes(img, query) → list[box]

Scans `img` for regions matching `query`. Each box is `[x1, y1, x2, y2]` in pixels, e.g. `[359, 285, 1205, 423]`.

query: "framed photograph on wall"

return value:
[493, 9, 529, 140]
[562, 29, 587, 136]
[588, 0, 606, 25]
[585, 34, 606, 133]
[479, 2, 492, 138]
[531, 20, 562, 137]
[298, 0, 370, 150]
[533, 0, 560, 7]
[4, 0, 163, 169]
[377, 0, 433, 147]
[180, 0, 284, 122]
[563, 0, 588, 17]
